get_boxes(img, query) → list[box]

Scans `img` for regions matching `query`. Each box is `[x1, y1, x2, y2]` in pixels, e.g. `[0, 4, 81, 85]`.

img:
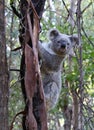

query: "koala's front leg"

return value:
[44, 82, 60, 110]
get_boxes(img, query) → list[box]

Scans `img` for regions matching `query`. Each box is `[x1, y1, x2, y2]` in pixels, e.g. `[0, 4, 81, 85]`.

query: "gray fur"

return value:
[38, 29, 79, 110]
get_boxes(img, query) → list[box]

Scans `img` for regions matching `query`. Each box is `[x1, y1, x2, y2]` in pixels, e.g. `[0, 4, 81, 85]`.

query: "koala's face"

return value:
[51, 34, 72, 55]
[49, 29, 79, 56]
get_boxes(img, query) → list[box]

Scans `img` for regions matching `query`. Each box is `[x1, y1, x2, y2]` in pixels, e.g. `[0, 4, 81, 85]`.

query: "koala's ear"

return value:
[69, 48, 75, 57]
[49, 29, 59, 41]
[69, 34, 79, 46]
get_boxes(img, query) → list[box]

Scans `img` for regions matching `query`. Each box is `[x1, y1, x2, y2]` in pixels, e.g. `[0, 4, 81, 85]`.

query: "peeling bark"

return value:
[19, 0, 48, 130]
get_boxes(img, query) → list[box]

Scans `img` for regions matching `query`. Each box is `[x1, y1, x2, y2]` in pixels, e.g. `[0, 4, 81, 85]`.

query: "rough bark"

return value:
[19, 0, 48, 130]
[0, 0, 9, 130]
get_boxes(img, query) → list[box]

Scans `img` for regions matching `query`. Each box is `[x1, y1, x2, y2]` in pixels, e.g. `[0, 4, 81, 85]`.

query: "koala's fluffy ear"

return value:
[69, 48, 75, 57]
[69, 34, 79, 46]
[49, 29, 59, 41]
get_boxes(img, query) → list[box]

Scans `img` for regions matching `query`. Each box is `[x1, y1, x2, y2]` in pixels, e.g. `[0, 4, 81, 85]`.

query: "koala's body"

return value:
[38, 29, 78, 110]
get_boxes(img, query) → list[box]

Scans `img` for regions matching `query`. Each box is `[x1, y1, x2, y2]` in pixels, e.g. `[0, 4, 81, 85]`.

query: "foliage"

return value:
[5, 0, 94, 129]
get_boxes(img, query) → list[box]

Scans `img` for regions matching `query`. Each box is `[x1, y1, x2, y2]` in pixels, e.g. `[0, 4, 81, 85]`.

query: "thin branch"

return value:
[62, 0, 70, 14]
[10, 77, 24, 88]
[10, 5, 21, 18]
[10, 111, 25, 130]
[81, 26, 94, 47]
[10, 69, 20, 72]
[81, 2, 92, 14]
[11, 46, 22, 51]
[61, 0, 76, 28]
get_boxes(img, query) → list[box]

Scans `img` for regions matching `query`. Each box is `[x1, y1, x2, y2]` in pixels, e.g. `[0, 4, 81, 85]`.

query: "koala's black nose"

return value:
[61, 44, 66, 48]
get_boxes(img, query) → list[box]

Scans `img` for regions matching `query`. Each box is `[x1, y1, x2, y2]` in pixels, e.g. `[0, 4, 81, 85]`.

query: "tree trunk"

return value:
[76, 0, 84, 129]
[0, 0, 9, 130]
[19, 0, 48, 130]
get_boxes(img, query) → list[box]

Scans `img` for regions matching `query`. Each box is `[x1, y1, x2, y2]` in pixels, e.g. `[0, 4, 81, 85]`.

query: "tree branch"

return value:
[81, 2, 92, 14]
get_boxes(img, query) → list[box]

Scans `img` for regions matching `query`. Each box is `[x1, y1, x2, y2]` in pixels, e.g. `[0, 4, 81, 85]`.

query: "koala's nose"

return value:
[61, 43, 66, 48]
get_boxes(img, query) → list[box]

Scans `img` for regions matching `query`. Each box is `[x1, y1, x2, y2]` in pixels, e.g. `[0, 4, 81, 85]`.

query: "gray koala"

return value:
[38, 29, 79, 110]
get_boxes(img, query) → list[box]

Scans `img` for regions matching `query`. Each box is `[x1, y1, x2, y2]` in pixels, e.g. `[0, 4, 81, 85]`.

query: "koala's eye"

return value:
[67, 43, 70, 45]
[57, 40, 60, 43]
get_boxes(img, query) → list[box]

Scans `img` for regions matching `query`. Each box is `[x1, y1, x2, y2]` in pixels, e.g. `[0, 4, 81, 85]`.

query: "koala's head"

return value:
[48, 29, 79, 56]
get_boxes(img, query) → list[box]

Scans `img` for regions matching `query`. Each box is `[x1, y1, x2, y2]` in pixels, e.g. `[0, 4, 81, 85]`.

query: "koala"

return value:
[38, 29, 79, 110]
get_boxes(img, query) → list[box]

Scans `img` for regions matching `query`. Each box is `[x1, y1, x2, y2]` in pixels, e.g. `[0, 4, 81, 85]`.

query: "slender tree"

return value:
[0, 0, 9, 130]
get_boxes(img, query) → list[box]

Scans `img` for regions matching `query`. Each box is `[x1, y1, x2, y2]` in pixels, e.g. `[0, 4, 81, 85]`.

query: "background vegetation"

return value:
[5, 0, 94, 129]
